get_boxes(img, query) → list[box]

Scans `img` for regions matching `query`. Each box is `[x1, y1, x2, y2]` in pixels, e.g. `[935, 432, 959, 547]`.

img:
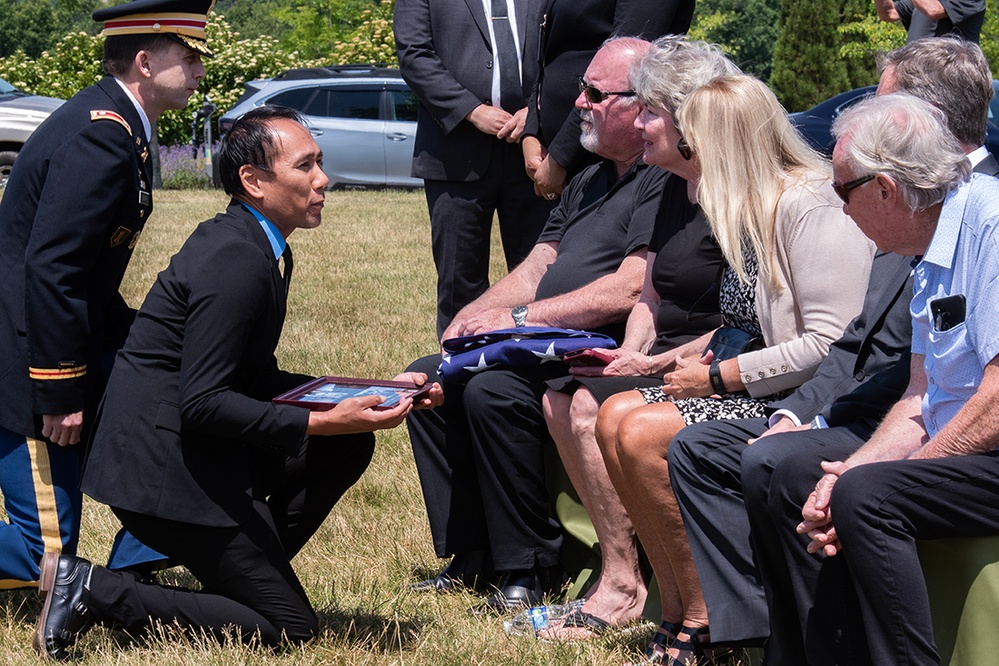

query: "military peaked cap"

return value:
[93, 0, 215, 57]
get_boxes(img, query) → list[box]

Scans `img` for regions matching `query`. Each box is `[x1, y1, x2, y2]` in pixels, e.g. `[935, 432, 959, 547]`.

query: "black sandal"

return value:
[636, 619, 683, 664]
[664, 625, 736, 665]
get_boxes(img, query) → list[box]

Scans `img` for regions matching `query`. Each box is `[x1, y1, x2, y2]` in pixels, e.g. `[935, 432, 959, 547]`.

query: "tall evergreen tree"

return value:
[769, 0, 851, 111]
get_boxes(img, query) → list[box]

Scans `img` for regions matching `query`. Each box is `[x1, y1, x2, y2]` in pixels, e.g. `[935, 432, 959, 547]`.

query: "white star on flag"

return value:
[531, 341, 562, 363]
[463, 352, 497, 374]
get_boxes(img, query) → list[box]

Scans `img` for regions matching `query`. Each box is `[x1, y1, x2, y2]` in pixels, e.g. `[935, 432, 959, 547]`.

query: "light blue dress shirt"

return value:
[910, 173, 999, 438]
[241, 203, 286, 261]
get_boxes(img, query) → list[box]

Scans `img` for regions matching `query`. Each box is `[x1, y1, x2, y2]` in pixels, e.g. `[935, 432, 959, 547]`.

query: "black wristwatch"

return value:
[709, 359, 727, 395]
[511, 304, 528, 327]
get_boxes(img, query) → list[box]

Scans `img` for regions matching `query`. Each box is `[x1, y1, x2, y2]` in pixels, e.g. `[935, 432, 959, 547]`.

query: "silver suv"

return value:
[0, 77, 64, 188]
[218, 65, 421, 189]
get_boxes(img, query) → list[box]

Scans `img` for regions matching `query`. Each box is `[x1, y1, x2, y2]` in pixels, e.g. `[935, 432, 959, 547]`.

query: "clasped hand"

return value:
[659, 351, 715, 399]
[797, 460, 851, 556]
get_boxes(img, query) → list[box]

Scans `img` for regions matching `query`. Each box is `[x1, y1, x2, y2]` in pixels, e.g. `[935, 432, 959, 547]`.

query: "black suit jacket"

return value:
[522, 0, 695, 175]
[0, 77, 152, 438]
[81, 202, 311, 528]
[395, 0, 545, 181]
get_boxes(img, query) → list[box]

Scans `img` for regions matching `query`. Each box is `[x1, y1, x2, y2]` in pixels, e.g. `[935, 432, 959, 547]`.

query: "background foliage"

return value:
[1, 0, 998, 141]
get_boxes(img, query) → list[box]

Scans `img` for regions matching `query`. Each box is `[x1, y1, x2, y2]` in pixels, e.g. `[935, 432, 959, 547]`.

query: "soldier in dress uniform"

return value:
[0, 0, 213, 591]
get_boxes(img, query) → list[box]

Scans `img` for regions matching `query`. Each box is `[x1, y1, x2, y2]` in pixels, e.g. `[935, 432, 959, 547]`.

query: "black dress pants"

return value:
[425, 140, 552, 338]
[833, 451, 999, 666]
[667, 417, 771, 644]
[742, 431, 870, 666]
[405, 354, 563, 570]
[86, 432, 374, 646]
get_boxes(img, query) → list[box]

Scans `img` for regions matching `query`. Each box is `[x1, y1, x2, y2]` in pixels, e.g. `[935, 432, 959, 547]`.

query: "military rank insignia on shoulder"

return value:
[90, 110, 132, 135]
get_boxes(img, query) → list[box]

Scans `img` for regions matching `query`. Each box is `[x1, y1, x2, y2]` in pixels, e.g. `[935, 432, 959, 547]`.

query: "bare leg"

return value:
[596, 392, 684, 626]
[543, 388, 648, 634]
[615, 400, 710, 664]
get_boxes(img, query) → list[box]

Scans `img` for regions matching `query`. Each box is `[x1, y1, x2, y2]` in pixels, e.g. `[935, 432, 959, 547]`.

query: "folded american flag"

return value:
[439, 327, 617, 384]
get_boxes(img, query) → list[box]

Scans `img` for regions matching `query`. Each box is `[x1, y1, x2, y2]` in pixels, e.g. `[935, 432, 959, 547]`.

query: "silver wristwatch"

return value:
[511, 304, 528, 327]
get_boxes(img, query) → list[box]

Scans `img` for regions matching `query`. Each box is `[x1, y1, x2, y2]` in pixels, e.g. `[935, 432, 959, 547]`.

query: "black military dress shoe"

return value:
[409, 551, 489, 593]
[33, 553, 96, 661]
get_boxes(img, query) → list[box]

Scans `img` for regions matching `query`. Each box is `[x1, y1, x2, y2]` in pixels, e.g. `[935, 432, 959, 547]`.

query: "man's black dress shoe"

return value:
[33, 553, 96, 661]
[468, 565, 563, 615]
[470, 582, 541, 615]
[409, 551, 489, 593]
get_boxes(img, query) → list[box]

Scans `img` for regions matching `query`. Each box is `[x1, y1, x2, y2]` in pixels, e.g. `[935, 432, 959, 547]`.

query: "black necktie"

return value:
[280, 245, 293, 294]
[491, 0, 523, 112]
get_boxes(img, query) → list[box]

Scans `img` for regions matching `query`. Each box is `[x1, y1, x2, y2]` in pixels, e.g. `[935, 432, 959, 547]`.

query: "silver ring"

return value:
[545, 193, 557, 200]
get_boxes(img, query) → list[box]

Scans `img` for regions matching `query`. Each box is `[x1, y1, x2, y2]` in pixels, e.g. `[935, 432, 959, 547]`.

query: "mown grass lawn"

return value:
[0, 188, 685, 665]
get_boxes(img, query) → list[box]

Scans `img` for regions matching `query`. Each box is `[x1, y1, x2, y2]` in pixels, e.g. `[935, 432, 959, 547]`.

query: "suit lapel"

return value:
[974, 154, 999, 177]
[856, 253, 915, 364]
[463, 0, 491, 46]
[229, 201, 289, 333]
[515, 0, 530, 55]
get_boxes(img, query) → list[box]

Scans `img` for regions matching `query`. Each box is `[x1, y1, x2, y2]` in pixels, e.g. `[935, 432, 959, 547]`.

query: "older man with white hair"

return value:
[789, 92, 999, 666]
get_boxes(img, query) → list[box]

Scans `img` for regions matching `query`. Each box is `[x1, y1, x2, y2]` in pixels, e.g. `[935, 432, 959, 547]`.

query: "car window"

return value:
[391, 89, 420, 122]
[287, 88, 382, 120]
[0, 77, 16, 94]
[326, 89, 381, 120]
[266, 87, 316, 112]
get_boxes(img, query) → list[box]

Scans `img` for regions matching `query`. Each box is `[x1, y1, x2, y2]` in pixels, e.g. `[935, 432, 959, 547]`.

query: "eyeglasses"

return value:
[677, 136, 693, 161]
[578, 77, 636, 104]
[832, 174, 875, 204]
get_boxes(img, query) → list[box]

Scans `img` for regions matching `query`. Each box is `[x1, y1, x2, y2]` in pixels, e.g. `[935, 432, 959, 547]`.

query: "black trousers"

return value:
[742, 431, 870, 666]
[425, 140, 552, 338]
[86, 433, 374, 646]
[667, 417, 772, 644]
[832, 451, 999, 666]
[405, 355, 563, 570]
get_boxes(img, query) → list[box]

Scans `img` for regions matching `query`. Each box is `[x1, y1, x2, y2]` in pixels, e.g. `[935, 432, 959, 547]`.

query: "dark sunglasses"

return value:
[578, 76, 636, 104]
[832, 174, 875, 204]
[677, 136, 693, 161]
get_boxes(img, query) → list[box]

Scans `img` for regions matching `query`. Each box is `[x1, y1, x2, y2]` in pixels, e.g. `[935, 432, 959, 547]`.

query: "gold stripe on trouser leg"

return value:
[27, 436, 64, 554]
[0, 437, 61, 588]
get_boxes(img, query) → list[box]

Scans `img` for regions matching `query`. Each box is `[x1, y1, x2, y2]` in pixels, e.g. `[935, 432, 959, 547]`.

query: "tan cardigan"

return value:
[737, 173, 876, 398]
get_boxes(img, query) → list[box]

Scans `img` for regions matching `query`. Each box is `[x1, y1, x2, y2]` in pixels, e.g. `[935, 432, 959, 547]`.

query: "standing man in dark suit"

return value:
[32, 107, 442, 661]
[395, 0, 554, 337]
[0, 0, 212, 591]
[667, 37, 998, 665]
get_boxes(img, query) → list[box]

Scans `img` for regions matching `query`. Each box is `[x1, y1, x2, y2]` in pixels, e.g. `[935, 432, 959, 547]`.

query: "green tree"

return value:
[770, 0, 853, 110]
[214, 0, 292, 41]
[689, 0, 780, 80]
[0, 0, 99, 58]
[330, 0, 397, 65]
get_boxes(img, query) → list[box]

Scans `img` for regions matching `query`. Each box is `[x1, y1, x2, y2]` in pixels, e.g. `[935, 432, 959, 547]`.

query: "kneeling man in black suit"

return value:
[32, 106, 442, 661]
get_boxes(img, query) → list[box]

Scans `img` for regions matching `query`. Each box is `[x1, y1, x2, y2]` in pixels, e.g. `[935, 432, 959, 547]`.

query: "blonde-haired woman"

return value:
[599, 74, 875, 664]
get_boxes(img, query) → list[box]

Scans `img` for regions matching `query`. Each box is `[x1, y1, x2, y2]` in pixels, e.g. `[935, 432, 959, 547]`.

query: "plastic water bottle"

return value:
[502, 599, 586, 637]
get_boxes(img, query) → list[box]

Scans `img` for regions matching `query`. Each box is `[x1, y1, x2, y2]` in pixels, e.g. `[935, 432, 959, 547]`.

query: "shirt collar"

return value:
[112, 78, 152, 141]
[241, 203, 287, 260]
[921, 177, 972, 270]
[967, 145, 989, 168]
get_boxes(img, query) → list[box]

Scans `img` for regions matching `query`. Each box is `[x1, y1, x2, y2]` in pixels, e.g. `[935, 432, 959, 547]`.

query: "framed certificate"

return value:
[272, 376, 431, 411]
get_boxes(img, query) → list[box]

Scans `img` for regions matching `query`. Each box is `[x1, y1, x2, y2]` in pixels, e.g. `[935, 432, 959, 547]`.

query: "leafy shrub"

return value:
[0, 14, 318, 145]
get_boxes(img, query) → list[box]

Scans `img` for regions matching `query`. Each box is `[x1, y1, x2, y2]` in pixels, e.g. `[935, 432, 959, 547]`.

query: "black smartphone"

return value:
[930, 294, 966, 332]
